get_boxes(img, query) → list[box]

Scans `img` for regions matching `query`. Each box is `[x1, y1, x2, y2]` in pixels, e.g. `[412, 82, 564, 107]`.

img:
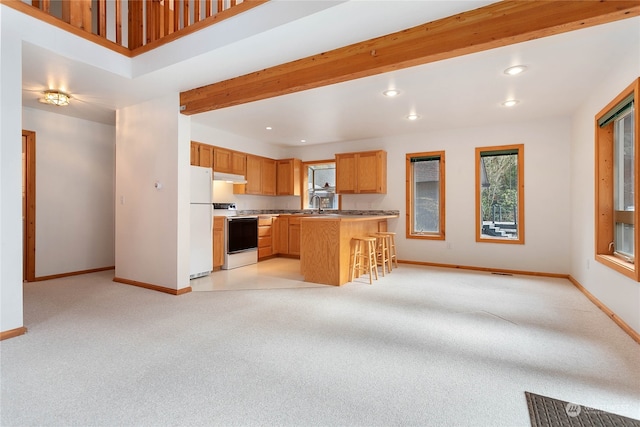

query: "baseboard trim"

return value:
[567, 275, 640, 345]
[0, 327, 28, 341]
[113, 277, 192, 296]
[397, 259, 568, 279]
[31, 266, 115, 282]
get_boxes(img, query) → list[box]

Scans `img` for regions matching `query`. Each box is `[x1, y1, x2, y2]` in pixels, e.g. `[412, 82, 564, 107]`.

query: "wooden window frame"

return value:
[301, 160, 342, 211]
[406, 151, 445, 240]
[595, 78, 640, 281]
[475, 144, 525, 244]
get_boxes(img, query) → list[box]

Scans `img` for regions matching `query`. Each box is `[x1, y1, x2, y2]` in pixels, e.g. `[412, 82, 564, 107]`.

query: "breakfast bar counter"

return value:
[299, 214, 398, 286]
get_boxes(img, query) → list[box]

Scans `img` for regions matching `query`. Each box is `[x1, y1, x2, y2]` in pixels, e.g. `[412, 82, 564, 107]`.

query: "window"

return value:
[595, 78, 639, 280]
[406, 151, 445, 240]
[302, 161, 340, 210]
[475, 144, 524, 244]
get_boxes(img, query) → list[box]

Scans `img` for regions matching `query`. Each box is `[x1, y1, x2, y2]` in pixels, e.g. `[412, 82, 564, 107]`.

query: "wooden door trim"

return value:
[23, 130, 36, 282]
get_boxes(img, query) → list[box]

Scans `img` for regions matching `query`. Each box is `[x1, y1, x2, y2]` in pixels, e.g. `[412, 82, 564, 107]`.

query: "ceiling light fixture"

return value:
[383, 89, 400, 97]
[301, 139, 306, 143]
[504, 65, 527, 76]
[406, 114, 420, 121]
[501, 99, 520, 107]
[42, 90, 70, 106]
[266, 126, 272, 130]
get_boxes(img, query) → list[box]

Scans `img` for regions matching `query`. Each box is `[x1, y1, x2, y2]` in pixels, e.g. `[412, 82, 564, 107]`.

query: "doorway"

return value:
[23, 130, 36, 282]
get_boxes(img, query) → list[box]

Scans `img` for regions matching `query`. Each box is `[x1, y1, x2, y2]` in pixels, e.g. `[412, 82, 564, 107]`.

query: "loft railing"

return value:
[4, 0, 266, 56]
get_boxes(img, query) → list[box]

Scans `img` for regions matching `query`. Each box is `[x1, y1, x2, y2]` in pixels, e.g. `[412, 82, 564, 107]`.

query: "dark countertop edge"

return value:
[238, 209, 400, 217]
[300, 214, 399, 221]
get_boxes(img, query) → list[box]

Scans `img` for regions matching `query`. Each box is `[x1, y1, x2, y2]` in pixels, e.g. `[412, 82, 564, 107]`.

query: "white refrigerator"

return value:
[190, 166, 213, 279]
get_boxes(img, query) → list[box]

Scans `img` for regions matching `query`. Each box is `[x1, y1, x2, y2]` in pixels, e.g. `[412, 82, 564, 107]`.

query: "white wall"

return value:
[289, 117, 572, 275]
[0, 6, 25, 333]
[22, 107, 116, 277]
[115, 93, 191, 291]
[570, 53, 640, 335]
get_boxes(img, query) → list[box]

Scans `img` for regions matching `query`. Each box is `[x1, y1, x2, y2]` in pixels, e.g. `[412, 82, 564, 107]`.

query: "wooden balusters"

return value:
[20, 0, 253, 52]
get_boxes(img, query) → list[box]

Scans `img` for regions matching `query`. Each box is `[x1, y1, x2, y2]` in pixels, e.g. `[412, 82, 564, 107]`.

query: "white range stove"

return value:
[213, 203, 258, 270]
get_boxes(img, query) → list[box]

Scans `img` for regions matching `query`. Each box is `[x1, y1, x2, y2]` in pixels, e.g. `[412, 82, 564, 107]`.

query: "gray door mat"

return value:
[525, 392, 640, 427]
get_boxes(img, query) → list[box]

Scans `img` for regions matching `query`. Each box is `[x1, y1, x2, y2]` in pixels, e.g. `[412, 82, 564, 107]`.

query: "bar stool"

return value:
[371, 233, 392, 276]
[349, 237, 379, 284]
[376, 232, 398, 268]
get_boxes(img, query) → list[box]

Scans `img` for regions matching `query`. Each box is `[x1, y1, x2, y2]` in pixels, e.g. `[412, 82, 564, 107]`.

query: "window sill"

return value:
[476, 236, 524, 245]
[595, 254, 638, 281]
[407, 233, 445, 241]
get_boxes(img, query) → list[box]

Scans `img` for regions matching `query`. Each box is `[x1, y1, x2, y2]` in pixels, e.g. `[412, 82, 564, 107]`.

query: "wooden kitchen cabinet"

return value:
[275, 216, 289, 255]
[190, 142, 200, 166]
[335, 153, 357, 193]
[288, 216, 301, 257]
[214, 148, 246, 175]
[199, 144, 214, 168]
[237, 155, 276, 196]
[231, 151, 246, 175]
[262, 158, 277, 196]
[276, 158, 301, 196]
[214, 147, 232, 173]
[335, 150, 387, 194]
[240, 154, 262, 195]
[258, 216, 274, 260]
[213, 216, 225, 270]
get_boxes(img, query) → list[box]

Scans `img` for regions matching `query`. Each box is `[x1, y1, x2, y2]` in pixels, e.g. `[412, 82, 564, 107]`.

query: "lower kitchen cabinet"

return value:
[275, 216, 289, 255]
[258, 216, 274, 260]
[213, 216, 225, 269]
[288, 216, 301, 257]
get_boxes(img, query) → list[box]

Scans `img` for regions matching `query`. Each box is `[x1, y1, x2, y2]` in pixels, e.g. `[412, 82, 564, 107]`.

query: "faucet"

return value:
[310, 194, 323, 213]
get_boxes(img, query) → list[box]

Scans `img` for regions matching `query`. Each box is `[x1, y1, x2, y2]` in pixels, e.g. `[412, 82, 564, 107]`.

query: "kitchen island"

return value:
[300, 214, 398, 286]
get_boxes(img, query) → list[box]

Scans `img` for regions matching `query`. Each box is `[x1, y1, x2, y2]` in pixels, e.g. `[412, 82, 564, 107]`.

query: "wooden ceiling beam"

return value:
[180, 0, 640, 115]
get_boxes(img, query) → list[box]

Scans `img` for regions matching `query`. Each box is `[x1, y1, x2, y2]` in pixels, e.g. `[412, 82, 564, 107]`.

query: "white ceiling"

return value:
[20, 1, 640, 147]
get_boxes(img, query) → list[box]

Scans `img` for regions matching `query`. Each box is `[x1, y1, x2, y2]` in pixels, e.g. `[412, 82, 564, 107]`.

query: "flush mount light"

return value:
[265, 126, 272, 130]
[406, 114, 420, 121]
[504, 65, 527, 76]
[300, 139, 306, 143]
[42, 90, 70, 106]
[383, 89, 400, 97]
[501, 99, 520, 107]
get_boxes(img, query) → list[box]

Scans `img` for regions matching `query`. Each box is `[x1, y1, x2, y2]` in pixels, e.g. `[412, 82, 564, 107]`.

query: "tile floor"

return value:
[190, 257, 328, 291]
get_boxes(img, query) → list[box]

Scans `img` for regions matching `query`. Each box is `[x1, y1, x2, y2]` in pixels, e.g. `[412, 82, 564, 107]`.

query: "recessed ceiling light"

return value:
[265, 126, 272, 130]
[383, 89, 400, 97]
[501, 99, 520, 107]
[504, 65, 527, 76]
[406, 114, 420, 121]
[300, 139, 306, 143]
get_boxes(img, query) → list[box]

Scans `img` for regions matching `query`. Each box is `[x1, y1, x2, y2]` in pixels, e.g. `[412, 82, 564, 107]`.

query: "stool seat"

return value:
[349, 237, 378, 284]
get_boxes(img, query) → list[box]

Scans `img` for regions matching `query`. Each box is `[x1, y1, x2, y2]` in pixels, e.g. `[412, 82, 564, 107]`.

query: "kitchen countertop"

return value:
[238, 209, 400, 217]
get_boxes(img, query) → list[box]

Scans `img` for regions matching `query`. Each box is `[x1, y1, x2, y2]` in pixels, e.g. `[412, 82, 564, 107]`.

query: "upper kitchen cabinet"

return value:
[190, 142, 200, 166]
[335, 150, 387, 194]
[231, 152, 247, 176]
[214, 147, 246, 176]
[262, 158, 277, 196]
[277, 158, 301, 196]
[234, 155, 276, 195]
[198, 144, 214, 168]
[242, 154, 262, 195]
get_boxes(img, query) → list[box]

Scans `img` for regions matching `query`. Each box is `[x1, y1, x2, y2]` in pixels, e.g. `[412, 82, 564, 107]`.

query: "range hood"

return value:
[213, 172, 247, 184]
